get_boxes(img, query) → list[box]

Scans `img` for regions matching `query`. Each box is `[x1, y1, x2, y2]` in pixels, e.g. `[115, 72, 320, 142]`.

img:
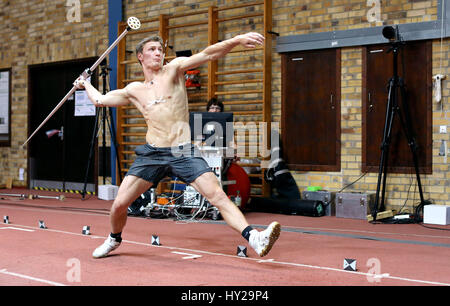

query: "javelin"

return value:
[22, 17, 141, 148]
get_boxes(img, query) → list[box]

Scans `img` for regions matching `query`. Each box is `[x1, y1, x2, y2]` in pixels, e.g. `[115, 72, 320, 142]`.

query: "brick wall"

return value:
[1, 0, 448, 211]
[0, 0, 108, 187]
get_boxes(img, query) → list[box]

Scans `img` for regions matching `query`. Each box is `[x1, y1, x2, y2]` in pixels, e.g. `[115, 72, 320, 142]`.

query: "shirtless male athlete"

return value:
[74, 32, 281, 258]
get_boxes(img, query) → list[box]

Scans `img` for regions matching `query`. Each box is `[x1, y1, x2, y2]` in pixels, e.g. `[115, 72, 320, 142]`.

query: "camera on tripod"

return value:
[382, 25, 400, 42]
[371, 25, 432, 222]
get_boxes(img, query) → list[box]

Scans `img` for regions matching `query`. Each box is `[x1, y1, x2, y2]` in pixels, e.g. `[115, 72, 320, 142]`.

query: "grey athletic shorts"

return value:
[126, 143, 213, 186]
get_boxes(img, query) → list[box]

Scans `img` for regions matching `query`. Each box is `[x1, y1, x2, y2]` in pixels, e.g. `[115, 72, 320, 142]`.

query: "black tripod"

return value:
[81, 59, 122, 199]
[372, 26, 431, 222]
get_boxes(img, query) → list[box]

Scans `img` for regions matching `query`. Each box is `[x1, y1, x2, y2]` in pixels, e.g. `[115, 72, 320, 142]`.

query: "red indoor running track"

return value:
[1, 188, 450, 287]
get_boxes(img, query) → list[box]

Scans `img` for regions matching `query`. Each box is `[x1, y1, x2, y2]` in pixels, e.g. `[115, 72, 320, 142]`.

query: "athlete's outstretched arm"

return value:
[170, 32, 264, 72]
[74, 78, 131, 107]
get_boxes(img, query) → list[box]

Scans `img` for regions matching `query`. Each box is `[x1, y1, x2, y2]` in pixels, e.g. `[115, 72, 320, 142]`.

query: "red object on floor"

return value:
[225, 162, 250, 210]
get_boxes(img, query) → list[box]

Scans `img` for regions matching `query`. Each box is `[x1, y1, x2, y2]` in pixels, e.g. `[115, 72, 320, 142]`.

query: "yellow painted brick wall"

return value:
[0, 0, 109, 187]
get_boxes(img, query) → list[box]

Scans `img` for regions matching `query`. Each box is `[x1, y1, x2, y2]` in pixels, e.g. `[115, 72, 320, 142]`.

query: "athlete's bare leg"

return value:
[110, 175, 153, 234]
[189, 172, 249, 233]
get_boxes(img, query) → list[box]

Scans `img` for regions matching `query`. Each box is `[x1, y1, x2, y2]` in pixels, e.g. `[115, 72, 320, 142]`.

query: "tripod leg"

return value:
[82, 109, 100, 199]
[374, 78, 396, 220]
[396, 78, 427, 206]
[380, 142, 390, 212]
[380, 80, 400, 212]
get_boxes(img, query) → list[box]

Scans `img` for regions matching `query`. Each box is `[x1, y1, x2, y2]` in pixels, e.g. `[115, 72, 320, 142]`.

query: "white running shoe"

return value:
[249, 221, 281, 257]
[92, 235, 121, 258]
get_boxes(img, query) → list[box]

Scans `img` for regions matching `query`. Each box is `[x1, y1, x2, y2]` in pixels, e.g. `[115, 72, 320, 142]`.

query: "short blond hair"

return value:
[135, 35, 164, 65]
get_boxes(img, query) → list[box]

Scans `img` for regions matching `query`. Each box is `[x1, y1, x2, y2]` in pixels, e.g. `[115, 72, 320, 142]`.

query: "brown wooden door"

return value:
[362, 41, 432, 174]
[281, 49, 341, 171]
